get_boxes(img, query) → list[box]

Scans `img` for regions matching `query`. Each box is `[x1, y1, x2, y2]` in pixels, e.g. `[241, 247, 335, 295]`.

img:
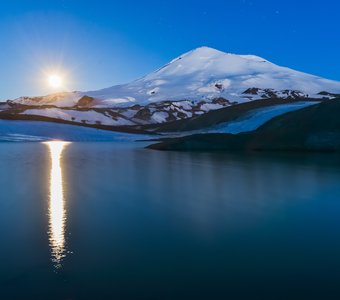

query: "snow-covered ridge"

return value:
[11, 46, 340, 109]
[81, 46, 340, 107]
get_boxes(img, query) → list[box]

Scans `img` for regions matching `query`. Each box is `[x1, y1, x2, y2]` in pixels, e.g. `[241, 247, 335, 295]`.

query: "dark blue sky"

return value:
[1, 0, 339, 99]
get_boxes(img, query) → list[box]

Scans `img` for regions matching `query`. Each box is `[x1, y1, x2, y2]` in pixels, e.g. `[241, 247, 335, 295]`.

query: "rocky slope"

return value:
[148, 98, 340, 151]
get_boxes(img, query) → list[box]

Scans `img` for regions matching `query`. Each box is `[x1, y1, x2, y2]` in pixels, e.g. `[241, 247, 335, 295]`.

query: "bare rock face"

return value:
[77, 96, 94, 107]
[212, 97, 232, 105]
[130, 104, 142, 110]
[243, 88, 260, 95]
[215, 83, 224, 90]
[134, 108, 152, 121]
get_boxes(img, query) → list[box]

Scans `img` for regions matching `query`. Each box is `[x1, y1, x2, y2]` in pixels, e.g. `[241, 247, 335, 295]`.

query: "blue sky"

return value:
[1, 0, 340, 99]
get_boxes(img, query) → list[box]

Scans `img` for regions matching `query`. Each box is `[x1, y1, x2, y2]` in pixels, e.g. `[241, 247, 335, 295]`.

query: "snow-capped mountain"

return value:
[13, 46, 340, 107]
[84, 46, 340, 106]
[5, 46, 340, 126]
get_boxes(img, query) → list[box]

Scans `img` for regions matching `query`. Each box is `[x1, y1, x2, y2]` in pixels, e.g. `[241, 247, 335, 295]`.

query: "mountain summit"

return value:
[13, 46, 340, 108]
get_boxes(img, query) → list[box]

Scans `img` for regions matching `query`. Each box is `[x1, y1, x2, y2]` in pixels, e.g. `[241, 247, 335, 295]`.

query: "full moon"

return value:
[48, 74, 63, 88]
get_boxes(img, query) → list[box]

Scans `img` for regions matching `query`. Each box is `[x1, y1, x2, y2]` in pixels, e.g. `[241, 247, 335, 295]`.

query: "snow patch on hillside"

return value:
[208, 102, 319, 134]
[22, 108, 134, 126]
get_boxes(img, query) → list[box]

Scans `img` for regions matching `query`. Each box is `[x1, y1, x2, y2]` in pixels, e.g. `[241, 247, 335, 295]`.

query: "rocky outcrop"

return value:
[242, 88, 309, 100]
[133, 108, 152, 121]
[76, 96, 94, 107]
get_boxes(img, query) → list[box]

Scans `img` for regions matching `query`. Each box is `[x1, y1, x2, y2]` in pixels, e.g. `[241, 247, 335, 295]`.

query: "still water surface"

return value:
[1, 142, 340, 299]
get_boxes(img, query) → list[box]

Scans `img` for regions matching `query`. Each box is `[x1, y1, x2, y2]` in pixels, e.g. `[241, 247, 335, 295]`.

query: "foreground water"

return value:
[1, 142, 340, 299]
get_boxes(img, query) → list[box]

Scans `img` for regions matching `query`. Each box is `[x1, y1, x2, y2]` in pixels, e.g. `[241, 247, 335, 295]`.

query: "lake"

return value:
[1, 141, 340, 299]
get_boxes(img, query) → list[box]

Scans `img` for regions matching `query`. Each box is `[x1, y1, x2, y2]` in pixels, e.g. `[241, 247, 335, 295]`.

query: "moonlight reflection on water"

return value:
[44, 141, 70, 269]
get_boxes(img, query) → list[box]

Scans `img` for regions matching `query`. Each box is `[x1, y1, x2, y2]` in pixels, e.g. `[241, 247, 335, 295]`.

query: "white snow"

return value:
[21, 108, 134, 126]
[85, 47, 340, 105]
[172, 101, 194, 110]
[200, 103, 224, 111]
[208, 101, 319, 134]
[12, 47, 340, 108]
[151, 111, 169, 123]
[176, 108, 193, 118]
[121, 108, 140, 119]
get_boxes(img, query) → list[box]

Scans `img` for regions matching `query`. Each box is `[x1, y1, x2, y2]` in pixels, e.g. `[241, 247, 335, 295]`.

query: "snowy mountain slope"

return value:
[11, 46, 340, 108]
[4, 46, 340, 128]
[86, 47, 340, 106]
